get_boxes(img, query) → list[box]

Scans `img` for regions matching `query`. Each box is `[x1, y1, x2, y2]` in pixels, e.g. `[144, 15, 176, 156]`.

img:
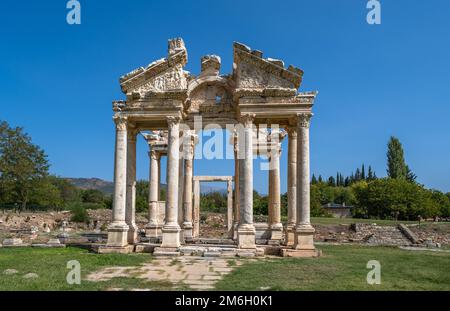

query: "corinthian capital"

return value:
[297, 113, 313, 128]
[167, 116, 181, 129]
[149, 149, 159, 160]
[239, 113, 255, 127]
[113, 114, 128, 131]
[286, 126, 298, 138]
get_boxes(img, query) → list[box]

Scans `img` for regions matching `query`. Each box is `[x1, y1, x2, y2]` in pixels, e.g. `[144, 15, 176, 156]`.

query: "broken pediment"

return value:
[119, 38, 189, 98]
[233, 42, 304, 90]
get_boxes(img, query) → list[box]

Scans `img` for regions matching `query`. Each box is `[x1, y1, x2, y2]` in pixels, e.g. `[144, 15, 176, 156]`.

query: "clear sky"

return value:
[1, 0, 449, 194]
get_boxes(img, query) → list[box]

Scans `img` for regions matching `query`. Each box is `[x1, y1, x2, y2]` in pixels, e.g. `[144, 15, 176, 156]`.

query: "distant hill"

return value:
[66, 178, 114, 194]
[66, 177, 226, 195]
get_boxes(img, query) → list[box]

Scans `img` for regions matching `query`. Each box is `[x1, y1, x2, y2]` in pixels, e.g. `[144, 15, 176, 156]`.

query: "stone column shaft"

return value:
[125, 129, 137, 244]
[145, 149, 161, 239]
[237, 115, 256, 249]
[286, 127, 297, 246]
[294, 113, 315, 250]
[226, 180, 233, 237]
[269, 148, 282, 241]
[193, 180, 200, 238]
[233, 151, 240, 240]
[161, 117, 181, 248]
[107, 116, 129, 247]
[182, 145, 194, 241]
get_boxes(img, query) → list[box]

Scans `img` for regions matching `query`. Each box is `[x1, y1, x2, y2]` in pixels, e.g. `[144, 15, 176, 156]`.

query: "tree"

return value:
[361, 164, 366, 180]
[367, 166, 374, 180]
[81, 189, 105, 204]
[406, 165, 417, 182]
[311, 174, 317, 184]
[327, 176, 336, 187]
[318, 175, 323, 183]
[386, 136, 409, 180]
[0, 121, 50, 210]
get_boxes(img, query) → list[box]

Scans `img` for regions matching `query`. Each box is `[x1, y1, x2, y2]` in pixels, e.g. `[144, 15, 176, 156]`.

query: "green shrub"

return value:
[69, 203, 90, 223]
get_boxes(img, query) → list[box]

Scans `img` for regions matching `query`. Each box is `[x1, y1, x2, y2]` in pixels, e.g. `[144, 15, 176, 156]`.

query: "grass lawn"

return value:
[310, 217, 420, 225]
[0, 245, 449, 291]
[217, 245, 450, 290]
[0, 247, 173, 291]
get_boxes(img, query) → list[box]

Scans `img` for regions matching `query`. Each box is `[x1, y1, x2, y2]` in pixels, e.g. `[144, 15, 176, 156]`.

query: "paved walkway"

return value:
[86, 256, 250, 290]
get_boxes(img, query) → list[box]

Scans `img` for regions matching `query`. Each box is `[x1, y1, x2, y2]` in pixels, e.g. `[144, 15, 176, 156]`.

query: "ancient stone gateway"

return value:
[192, 176, 234, 239]
[100, 38, 320, 257]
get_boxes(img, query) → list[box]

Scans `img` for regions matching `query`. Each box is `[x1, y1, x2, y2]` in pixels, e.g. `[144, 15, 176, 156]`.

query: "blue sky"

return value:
[1, 0, 449, 194]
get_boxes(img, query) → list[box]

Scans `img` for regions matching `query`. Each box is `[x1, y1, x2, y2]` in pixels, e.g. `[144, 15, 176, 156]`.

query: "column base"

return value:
[161, 223, 181, 248]
[98, 244, 135, 254]
[127, 223, 138, 244]
[281, 248, 321, 258]
[182, 222, 193, 242]
[106, 222, 129, 247]
[232, 222, 239, 240]
[269, 223, 283, 241]
[237, 224, 256, 249]
[294, 224, 316, 250]
[285, 223, 296, 246]
[145, 223, 162, 239]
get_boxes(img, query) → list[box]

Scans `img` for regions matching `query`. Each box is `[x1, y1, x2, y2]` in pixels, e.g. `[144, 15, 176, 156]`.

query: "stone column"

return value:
[160, 116, 181, 248]
[145, 149, 161, 239]
[125, 128, 138, 244]
[237, 114, 256, 249]
[233, 136, 240, 240]
[269, 145, 282, 243]
[106, 115, 129, 247]
[193, 179, 200, 238]
[226, 179, 233, 237]
[286, 126, 297, 246]
[294, 113, 316, 251]
[157, 155, 161, 200]
[182, 136, 194, 241]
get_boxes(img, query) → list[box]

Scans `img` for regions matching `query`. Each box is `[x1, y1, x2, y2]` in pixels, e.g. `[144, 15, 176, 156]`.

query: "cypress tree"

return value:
[387, 136, 415, 181]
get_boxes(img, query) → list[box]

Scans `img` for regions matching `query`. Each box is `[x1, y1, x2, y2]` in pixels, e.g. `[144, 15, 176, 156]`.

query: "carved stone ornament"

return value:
[239, 113, 256, 127]
[166, 116, 181, 128]
[113, 115, 128, 131]
[297, 113, 313, 128]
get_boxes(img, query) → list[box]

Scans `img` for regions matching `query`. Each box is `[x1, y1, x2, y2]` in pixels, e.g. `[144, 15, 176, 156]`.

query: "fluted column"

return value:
[125, 127, 138, 244]
[182, 135, 195, 241]
[161, 116, 181, 248]
[145, 149, 161, 239]
[106, 115, 129, 247]
[294, 113, 315, 250]
[237, 114, 256, 249]
[269, 146, 282, 242]
[286, 126, 297, 246]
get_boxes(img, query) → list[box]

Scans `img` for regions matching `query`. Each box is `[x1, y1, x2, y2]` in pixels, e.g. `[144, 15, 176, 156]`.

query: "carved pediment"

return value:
[119, 38, 189, 98]
[233, 42, 303, 90]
